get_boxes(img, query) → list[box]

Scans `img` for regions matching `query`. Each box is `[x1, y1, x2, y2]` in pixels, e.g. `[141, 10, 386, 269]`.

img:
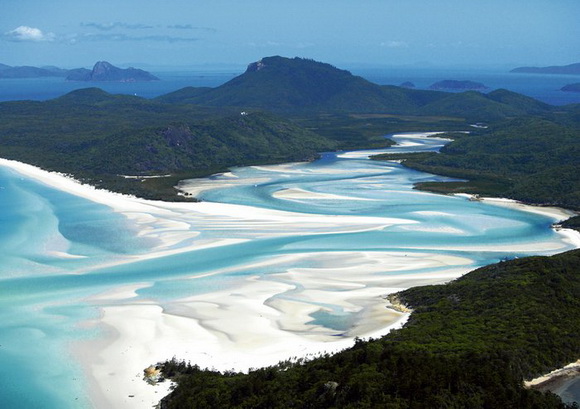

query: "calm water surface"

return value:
[1, 68, 579, 105]
[0, 133, 576, 408]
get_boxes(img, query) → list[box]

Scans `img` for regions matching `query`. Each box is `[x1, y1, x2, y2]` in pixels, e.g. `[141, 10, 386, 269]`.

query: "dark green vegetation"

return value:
[511, 63, 580, 75]
[156, 56, 553, 121]
[3, 56, 577, 201]
[562, 216, 580, 232]
[160, 249, 580, 408]
[0, 88, 335, 199]
[372, 112, 580, 210]
[562, 83, 580, 93]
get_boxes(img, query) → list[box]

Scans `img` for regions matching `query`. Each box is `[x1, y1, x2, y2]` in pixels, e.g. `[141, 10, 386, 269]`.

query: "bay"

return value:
[0, 132, 577, 408]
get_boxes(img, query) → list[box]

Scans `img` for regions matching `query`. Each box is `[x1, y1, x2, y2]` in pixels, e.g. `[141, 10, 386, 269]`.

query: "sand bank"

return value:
[2, 152, 578, 409]
[273, 187, 374, 201]
[525, 360, 580, 404]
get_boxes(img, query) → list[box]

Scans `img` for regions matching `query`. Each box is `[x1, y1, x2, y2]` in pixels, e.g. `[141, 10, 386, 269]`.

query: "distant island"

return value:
[428, 80, 487, 91]
[399, 81, 416, 88]
[561, 83, 580, 93]
[0, 63, 68, 78]
[510, 62, 580, 75]
[0, 55, 576, 209]
[0, 61, 158, 82]
[66, 61, 159, 82]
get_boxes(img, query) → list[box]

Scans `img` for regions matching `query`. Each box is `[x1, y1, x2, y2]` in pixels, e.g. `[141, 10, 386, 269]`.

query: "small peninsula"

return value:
[511, 63, 580, 75]
[561, 83, 580, 93]
[429, 80, 488, 91]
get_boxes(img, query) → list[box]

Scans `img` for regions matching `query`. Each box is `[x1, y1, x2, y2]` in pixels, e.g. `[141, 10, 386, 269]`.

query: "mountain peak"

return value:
[92, 61, 116, 73]
[246, 59, 267, 72]
[66, 61, 159, 82]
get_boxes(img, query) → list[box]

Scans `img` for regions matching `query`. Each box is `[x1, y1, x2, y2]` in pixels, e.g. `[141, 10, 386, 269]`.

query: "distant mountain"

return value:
[66, 61, 159, 82]
[157, 56, 427, 113]
[419, 91, 522, 120]
[0, 88, 334, 181]
[399, 81, 415, 88]
[510, 63, 580, 75]
[485, 88, 553, 114]
[429, 80, 487, 91]
[0, 64, 69, 79]
[0, 61, 159, 82]
[561, 83, 580, 93]
[0, 56, 573, 200]
[157, 56, 545, 121]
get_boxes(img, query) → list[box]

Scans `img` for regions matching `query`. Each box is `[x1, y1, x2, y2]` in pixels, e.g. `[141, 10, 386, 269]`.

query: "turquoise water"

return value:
[0, 134, 576, 408]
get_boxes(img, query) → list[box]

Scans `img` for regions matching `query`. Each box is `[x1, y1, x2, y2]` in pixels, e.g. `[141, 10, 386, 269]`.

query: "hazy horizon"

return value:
[1, 0, 578, 70]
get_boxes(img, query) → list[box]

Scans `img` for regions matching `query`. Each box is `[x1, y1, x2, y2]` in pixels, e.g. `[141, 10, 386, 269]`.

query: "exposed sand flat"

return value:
[2, 145, 578, 409]
[77, 249, 472, 409]
[337, 132, 450, 159]
[480, 196, 577, 222]
[525, 359, 580, 404]
[525, 360, 580, 388]
[273, 187, 374, 201]
[82, 298, 409, 409]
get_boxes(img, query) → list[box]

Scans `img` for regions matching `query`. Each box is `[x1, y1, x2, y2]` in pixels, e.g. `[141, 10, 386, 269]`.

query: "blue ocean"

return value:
[0, 71, 579, 408]
[0, 66, 579, 106]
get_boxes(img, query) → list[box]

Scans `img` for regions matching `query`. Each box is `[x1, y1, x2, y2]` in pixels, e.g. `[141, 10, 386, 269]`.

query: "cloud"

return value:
[4, 26, 55, 42]
[380, 40, 409, 48]
[81, 22, 154, 31]
[247, 41, 315, 49]
[72, 33, 200, 43]
[167, 24, 217, 32]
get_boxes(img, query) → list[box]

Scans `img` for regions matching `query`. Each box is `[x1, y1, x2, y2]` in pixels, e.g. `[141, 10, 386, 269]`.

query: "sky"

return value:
[1, 0, 579, 70]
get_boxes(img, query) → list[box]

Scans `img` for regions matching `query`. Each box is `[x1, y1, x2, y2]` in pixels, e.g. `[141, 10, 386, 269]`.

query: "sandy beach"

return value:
[1, 154, 578, 409]
[525, 360, 580, 404]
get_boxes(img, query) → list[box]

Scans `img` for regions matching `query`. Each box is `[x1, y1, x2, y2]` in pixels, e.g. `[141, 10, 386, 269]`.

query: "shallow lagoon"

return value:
[0, 134, 577, 408]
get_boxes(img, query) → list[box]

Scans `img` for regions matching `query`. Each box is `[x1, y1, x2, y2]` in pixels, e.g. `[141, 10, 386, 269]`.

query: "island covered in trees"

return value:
[510, 62, 580, 75]
[0, 61, 158, 81]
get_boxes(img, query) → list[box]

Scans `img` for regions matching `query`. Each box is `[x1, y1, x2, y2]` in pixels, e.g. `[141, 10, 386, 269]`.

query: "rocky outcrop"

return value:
[66, 61, 159, 82]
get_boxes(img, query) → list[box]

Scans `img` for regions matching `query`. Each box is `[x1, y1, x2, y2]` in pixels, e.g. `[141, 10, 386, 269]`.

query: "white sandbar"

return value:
[1, 152, 578, 409]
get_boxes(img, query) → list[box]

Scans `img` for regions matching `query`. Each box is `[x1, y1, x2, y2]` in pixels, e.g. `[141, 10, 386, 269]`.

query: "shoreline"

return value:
[2, 138, 579, 409]
[525, 360, 580, 403]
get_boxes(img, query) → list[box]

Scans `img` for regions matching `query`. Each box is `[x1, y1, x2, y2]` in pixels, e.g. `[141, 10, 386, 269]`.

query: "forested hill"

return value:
[156, 56, 557, 120]
[372, 111, 580, 210]
[0, 55, 577, 201]
[160, 249, 580, 409]
[156, 56, 426, 113]
[0, 88, 335, 199]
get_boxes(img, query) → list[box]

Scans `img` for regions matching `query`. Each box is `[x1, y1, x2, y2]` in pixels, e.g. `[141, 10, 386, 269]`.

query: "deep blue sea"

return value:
[0, 67, 579, 105]
[1, 69, 579, 408]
